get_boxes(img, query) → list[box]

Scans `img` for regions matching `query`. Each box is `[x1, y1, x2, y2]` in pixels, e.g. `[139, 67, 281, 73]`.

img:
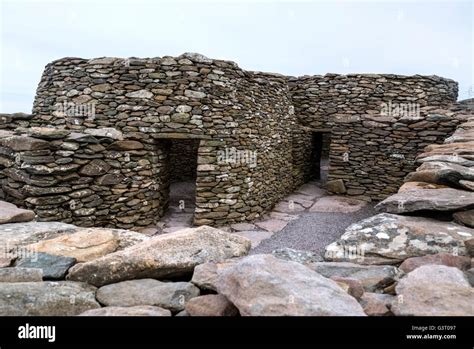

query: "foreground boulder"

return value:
[308, 262, 399, 292]
[0, 201, 35, 224]
[79, 306, 171, 316]
[391, 265, 474, 316]
[404, 162, 474, 188]
[216, 254, 366, 316]
[325, 213, 473, 265]
[96, 279, 199, 312]
[68, 226, 251, 286]
[359, 293, 394, 316]
[0, 281, 100, 316]
[375, 188, 474, 214]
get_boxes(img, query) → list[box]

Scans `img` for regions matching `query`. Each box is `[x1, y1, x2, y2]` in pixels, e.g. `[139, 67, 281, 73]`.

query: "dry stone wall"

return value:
[0, 53, 463, 228]
[290, 74, 460, 199]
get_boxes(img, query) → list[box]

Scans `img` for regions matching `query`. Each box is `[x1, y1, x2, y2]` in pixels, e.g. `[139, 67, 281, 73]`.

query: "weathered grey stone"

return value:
[79, 305, 172, 316]
[326, 179, 346, 194]
[96, 279, 200, 312]
[272, 247, 323, 264]
[0, 281, 100, 316]
[84, 128, 123, 140]
[325, 213, 473, 265]
[0, 222, 77, 253]
[79, 159, 111, 176]
[0, 267, 43, 282]
[376, 188, 474, 213]
[216, 254, 366, 316]
[309, 262, 399, 292]
[392, 265, 474, 316]
[67, 226, 251, 286]
[16, 252, 76, 279]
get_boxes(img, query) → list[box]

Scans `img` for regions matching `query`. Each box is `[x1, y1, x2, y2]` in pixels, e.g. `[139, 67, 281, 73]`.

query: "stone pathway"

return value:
[152, 176, 374, 254]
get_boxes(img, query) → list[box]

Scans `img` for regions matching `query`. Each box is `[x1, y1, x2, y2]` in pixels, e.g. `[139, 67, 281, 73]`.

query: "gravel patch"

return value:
[251, 204, 378, 258]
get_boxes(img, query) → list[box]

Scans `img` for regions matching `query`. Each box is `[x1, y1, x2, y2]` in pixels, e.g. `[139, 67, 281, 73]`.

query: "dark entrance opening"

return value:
[310, 132, 331, 184]
[158, 138, 200, 233]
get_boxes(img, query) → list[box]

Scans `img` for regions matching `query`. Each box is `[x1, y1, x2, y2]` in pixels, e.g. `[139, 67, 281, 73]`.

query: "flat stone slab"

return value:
[453, 209, 474, 228]
[255, 219, 288, 233]
[375, 188, 474, 213]
[96, 279, 200, 312]
[79, 305, 171, 316]
[308, 262, 399, 292]
[230, 223, 258, 231]
[26, 228, 119, 262]
[273, 201, 306, 213]
[295, 183, 326, 199]
[67, 226, 250, 287]
[0, 267, 43, 282]
[233, 230, 273, 248]
[325, 213, 474, 265]
[0, 201, 35, 225]
[267, 212, 300, 221]
[282, 193, 315, 208]
[309, 196, 367, 213]
[0, 222, 77, 256]
[16, 252, 76, 279]
[0, 281, 100, 316]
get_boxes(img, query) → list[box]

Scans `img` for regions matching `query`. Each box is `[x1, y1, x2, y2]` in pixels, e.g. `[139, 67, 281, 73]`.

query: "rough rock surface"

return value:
[96, 279, 200, 312]
[67, 226, 250, 286]
[0, 222, 77, 252]
[0, 281, 100, 316]
[325, 213, 473, 264]
[26, 228, 119, 262]
[359, 292, 394, 316]
[0, 267, 43, 282]
[216, 254, 366, 316]
[79, 305, 171, 316]
[453, 209, 474, 228]
[185, 294, 239, 316]
[190, 259, 238, 292]
[272, 247, 323, 264]
[399, 253, 471, 273]
[15, 253, 76, 279]
[309, 262, 399, 292]
[0, 201, 35, 224]
[392, 265, 474, 316]
[375, 188, 474, 214]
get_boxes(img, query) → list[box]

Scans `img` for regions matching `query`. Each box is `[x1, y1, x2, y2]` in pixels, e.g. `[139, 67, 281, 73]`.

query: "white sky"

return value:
[0, 0, 473, 113]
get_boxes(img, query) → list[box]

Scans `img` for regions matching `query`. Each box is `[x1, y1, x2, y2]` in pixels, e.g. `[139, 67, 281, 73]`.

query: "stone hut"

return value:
[0, 53, 464, 230]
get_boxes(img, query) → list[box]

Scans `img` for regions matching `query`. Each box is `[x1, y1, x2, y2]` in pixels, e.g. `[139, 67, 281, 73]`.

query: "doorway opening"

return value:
[310, 132, 331, 184]
[157, 138, 200, 233]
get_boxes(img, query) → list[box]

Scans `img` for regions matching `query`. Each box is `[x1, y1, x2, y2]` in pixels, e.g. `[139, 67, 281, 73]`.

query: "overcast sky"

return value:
[0, 0, 472, 113]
